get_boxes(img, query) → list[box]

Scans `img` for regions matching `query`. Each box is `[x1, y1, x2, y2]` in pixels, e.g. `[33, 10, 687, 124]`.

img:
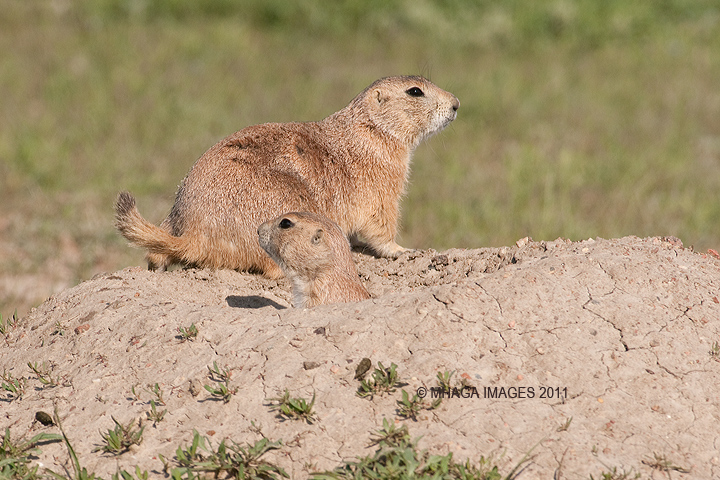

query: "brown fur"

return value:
[257, 212, 370, 307]
[115, 75, 459, 277]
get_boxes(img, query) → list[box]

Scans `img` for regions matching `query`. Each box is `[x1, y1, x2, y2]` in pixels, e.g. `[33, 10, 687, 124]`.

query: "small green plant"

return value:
[710, 341, 720, 358]
[0, 309, 18, 335]
[146, 382, 166, 405]
[110, 466, 150, 480]
[589, 467, 641, 480]
[50, 321, 66, 336]
[130, 384, 141, 402]
[93, 417, 145, 455]
[165, 429, 288, 479]
[0, 427, 62, 480]
[642, 452, 690, 474]
[396, 389, 441, 421]
[557, 417, 573, 432]
[177, 323, 198, 342]
[131, 382, 165, 404]
[27, 361, 60, 387]
[436, 370, 455, 391]
[204, 381, 236, 403]
[356, 362, 403, 399]
[1, 369, 26, 401]
[147, 400, 167, 425]
[396, 390, 423, 420]
[368, 418, 410, 448]
[590, 446, 642, 480]
[204, 361, 238, 403]
[267, 389, 317, 424]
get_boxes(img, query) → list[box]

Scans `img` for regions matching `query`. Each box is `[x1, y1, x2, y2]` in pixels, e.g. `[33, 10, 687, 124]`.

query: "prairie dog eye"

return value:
[279, 218, 294, 229]
[405, 87, 424, 97]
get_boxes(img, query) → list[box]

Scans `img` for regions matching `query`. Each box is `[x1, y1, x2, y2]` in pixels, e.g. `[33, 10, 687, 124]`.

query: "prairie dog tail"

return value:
[114, 192, 185, 269]
[115, 192, 281, 275]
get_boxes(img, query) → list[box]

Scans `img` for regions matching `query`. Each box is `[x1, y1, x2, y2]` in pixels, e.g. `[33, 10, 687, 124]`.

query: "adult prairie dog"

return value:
[258, 212, 370, 308]
[115, 75, 459, 277]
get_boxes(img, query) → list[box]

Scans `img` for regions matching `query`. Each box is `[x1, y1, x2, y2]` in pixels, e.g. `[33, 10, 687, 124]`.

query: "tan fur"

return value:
[257, 212, 370, 308]
[115, 75, 459, 277]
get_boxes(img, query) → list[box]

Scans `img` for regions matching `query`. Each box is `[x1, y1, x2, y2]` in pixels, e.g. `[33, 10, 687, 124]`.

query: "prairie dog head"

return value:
[258, 211, 353, 276]
[352, 75, 460, 148]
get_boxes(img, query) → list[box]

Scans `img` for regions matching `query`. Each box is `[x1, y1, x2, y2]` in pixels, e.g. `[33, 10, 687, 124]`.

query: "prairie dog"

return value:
[115, 75, 459, 277]
[257, 212, 370, 308]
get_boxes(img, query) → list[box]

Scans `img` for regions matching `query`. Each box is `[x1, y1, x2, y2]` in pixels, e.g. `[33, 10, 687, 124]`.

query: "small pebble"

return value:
[35, 411, 54, 426]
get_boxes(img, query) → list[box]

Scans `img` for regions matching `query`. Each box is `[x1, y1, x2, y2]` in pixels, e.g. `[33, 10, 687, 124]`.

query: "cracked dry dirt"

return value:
[2, 236, 720, 478]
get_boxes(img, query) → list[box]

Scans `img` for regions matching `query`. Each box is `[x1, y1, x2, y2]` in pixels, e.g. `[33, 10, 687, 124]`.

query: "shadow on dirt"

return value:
[226, 295, 287, 309]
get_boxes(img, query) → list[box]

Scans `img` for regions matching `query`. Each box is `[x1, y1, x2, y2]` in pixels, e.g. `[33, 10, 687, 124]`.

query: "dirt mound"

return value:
[2, 236, 719, 478]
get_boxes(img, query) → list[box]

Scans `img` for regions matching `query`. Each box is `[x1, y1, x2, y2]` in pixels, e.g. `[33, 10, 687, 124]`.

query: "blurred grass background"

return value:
[1, 0, 719, 317]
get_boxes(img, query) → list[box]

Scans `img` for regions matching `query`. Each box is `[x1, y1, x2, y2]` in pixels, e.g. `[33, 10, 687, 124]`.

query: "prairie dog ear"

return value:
[374, 89, 386, 104]
[311, 229, 324, 244]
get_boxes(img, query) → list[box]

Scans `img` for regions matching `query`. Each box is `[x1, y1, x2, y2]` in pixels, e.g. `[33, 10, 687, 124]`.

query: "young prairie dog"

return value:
[115, 75, 459, 277]
[257, 212, 370, 308]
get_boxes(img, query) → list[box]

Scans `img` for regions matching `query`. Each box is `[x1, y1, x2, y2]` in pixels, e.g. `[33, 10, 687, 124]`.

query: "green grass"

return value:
[93, 417, 145, 455]
[0, 427, 62, 480]
[2, 0, 719, 316]
[163, 430, 288, 480]
[266, 389, 317, 424]
[204, 361, 238, 403]
[357, 362, 404, 399]
[311, 418, 526, 479]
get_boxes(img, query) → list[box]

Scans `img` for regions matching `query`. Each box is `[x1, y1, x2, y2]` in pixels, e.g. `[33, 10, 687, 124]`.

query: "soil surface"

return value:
[2, 236, 719, 479]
